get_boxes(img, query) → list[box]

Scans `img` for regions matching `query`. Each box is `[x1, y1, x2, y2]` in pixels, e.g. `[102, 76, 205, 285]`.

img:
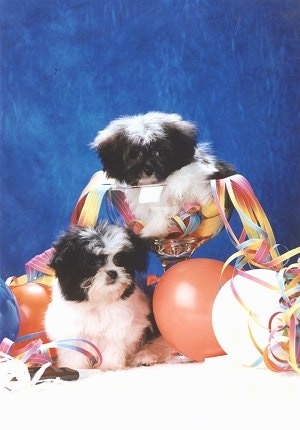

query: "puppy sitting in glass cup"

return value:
[90, 111, 235, 239]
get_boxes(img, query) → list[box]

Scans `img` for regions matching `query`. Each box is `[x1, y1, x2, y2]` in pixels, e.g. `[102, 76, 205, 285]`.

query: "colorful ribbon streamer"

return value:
[212, 175, 300, 373]
[0, 336, 102, 390]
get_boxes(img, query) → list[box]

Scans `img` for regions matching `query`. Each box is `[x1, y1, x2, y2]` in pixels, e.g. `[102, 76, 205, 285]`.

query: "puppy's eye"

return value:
[113, 252, 126, 267]
[129, 147, 142, 159]
[152, 149, 161, 157]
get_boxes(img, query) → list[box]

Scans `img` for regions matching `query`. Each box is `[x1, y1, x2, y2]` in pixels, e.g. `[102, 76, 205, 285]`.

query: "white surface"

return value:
[1, 355, 299, 429]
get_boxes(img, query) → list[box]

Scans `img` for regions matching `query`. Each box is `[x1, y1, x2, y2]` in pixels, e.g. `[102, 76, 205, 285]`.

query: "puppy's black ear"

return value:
[91, 132, 126, 181]
[163, 122, 197, 169]
[48, 230, 88, 302]
[49, 231, 75, 269]
[126, 229, 150, 273]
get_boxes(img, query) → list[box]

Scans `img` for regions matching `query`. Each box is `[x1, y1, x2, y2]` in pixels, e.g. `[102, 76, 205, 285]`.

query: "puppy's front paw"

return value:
[130, 336, 178, 367]
[130, 350, 159, 367]
[140, 218, 170, 239]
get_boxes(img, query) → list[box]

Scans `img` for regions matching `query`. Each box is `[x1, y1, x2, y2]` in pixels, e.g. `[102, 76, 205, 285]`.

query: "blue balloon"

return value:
[0, 277, 20, 342]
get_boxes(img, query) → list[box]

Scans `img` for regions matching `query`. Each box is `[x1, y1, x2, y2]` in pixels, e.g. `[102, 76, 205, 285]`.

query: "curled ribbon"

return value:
[0, 336, 102, 390]
[212, 175, 300, 373]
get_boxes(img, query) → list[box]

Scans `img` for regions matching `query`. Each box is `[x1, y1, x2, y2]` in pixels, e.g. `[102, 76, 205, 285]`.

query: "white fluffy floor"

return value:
[1, 355, 299, 429]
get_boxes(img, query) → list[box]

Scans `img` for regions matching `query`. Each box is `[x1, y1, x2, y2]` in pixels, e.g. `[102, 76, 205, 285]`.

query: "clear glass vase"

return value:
[105, 183, 231, 268]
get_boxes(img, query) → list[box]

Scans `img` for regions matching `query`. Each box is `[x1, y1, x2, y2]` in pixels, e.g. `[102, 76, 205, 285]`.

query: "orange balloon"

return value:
[153, 258, 235, 362]
[10, 282, 54, 356]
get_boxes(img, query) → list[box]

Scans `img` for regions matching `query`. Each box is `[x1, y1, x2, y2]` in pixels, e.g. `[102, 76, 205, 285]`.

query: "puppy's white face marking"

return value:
[91, 112, 188, 147]
[87, 254, 131, 303]
[124, 116, 166, 144]
[79, 225, 132, 255]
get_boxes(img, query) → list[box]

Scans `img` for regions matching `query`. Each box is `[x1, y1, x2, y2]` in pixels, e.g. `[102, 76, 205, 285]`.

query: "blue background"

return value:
[1, 0, 299, 279]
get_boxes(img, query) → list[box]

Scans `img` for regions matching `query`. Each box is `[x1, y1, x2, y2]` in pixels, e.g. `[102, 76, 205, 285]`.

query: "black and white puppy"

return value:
[90, 112, 236, 238]
[44, 222, 175, 370]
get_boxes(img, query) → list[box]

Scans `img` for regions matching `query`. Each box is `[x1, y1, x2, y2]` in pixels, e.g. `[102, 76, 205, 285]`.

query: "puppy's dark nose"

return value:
[106, 270, 118, 280]
[144, 165, 154, 176]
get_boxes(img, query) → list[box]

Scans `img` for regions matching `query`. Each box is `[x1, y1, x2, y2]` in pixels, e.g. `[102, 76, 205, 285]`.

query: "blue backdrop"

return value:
[1, 0, 299, 279]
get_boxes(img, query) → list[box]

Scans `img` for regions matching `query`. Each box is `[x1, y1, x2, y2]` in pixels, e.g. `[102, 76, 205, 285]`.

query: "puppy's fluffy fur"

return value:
[91, 112, 236, 238]
[44, 222, 175, 370]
